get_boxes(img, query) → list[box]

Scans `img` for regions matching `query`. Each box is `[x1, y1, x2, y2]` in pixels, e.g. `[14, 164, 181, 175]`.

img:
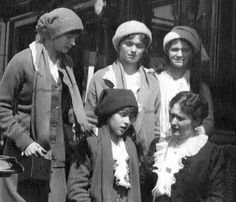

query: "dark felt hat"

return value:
[95, 89, 138, 118]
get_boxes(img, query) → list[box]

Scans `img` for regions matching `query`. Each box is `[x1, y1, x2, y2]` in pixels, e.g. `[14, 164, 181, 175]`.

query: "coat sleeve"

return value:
[85, 70, 106, 127]
[205, 147, 226, 202]
[200, 82, 214, 136]
[0, 51, 34, 151]
[153, 75, 161, 139]
[67, 140, 93, 202]
[147, 71, 161, 139]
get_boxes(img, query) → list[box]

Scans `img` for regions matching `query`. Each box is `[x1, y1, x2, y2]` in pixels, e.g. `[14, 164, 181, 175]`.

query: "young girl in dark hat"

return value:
[67, 89, 141, 202]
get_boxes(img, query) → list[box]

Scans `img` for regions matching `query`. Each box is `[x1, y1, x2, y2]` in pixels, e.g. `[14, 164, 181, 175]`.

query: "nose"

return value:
[176, 50, 183, 57]
[171, 117, 177, 125]
[123, 116, 131, 125]
[70, 37, 76, 46]
[130, 45, 137, 53]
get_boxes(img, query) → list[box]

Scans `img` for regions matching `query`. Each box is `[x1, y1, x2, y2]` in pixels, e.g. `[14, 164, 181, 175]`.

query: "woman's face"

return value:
[167, 39, 193, 69]
[52, 32, 78, 53]
[118, 35, 145, 66]
[169, 103, 195, 140]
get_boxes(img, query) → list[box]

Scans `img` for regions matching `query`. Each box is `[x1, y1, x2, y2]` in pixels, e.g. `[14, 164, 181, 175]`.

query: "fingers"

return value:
[22, 142, 47, 157]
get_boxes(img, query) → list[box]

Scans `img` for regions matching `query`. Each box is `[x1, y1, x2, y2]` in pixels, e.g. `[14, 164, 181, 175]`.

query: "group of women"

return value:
[0, 7, 225, 201]
[84, 21, 225, 201]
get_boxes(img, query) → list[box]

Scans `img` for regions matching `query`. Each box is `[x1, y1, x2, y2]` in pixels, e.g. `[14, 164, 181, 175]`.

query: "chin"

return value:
[173, 132, 180, 137]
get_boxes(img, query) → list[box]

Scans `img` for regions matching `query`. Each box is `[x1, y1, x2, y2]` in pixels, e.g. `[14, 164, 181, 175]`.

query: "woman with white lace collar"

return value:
[141, 91, 225, 202]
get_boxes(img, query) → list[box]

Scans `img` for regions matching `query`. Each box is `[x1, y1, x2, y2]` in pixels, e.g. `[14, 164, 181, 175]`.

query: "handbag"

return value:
[18, 156, 51, 182]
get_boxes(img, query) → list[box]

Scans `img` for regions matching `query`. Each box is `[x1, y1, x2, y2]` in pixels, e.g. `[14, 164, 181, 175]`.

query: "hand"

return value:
[22, 142, 47, 157]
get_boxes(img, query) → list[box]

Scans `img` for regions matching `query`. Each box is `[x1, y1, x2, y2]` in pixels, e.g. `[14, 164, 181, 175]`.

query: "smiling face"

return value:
[169, 102, 195, 140]
[167, 39, 193, 70]
[118, 34, 146, 66]
[52, 32, 79, 54]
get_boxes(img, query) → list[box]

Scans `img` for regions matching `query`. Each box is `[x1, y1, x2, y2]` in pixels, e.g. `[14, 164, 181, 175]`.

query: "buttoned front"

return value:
[49, 75, 65, 167]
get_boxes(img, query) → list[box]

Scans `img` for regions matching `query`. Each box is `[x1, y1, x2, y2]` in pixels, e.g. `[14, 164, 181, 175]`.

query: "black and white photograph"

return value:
[0, 0, 235, 201]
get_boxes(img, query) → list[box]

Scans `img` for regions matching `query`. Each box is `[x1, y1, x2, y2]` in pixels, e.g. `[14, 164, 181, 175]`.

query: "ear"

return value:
[192, 119, 201, 129]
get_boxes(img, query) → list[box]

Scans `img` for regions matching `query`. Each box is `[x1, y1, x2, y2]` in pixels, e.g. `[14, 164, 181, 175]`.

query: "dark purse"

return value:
[18, 156, 51, 182]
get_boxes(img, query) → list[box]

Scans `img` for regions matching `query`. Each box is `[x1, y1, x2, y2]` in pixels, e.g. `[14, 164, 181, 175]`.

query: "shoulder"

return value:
[5, 48, 32, 75]
[198, 81, 212, 101]
[86, 135, 100, 147]
[192, 141, 223, 163]
[8, 48, 32, 66]
[93, 65, 111, 78]
[74, 135, 100, 162]
[143, 67, 159, 85]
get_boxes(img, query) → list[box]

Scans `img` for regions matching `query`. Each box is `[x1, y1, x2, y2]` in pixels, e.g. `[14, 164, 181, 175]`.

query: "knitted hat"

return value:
[163, 26, 209, 61]
[163, 26, 201, 54]
[112, 20, 152, 52]
[36, 7, 83, 40]
[95, 89, 138, 118]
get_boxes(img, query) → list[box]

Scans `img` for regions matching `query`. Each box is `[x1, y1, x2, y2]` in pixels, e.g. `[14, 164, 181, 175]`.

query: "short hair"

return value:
[98, 106, 138, 126]
[165, 38, 194, 54]
[169, 91, 208, 125]
[116, 106, 138, 121]
[119, 33, 150, 50]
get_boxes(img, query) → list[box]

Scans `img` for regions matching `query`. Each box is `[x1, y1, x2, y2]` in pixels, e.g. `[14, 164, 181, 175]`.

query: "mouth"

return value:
[173, 59, 183, 63]
[171, 126, 179, 135]
[128, 54, 137, 59]
[120, 125, 129, 133]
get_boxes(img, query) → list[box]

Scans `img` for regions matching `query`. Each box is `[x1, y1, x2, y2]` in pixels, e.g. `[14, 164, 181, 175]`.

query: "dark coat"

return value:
[67, 125, 141, 202]
[141, 141, 226, 202]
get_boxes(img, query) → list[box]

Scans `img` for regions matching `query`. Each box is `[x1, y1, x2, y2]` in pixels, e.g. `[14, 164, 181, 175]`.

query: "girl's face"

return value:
[167, 39, 193, 69]
[107, 109, 135, 139]
[52, 32, 78, 53]
[119, 35, 145, 66]
[169, 103, 195, 140]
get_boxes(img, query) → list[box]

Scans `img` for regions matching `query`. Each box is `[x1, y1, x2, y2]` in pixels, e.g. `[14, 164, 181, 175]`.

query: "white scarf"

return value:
[111, 138, 131, 189]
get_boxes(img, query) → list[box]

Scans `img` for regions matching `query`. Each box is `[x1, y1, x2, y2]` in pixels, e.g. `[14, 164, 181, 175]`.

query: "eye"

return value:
[124, 41, 133, 47]
[170, 47, 179, 52]
[136, 43, 145, 49]
[182, 48, 191, 53]
[118, 111, 127, 117]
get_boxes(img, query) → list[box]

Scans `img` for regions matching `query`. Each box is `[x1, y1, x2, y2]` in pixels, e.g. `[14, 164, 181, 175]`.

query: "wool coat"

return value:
[67, 125, 141, 202]
[142, 141, 226, 202]
[0, 42, 87, 201]
[85, 60, 161, 155]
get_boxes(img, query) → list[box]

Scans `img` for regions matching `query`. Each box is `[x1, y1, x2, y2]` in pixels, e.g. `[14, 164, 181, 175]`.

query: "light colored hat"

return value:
[163, 26, 201, 53]
[36, 8, 83, 40]
[163, 26, 209, 61]
[112, 20, 152, 52]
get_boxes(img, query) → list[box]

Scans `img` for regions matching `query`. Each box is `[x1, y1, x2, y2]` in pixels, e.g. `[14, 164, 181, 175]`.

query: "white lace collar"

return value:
[152, 126, 208, 198]
[111, 138, 131, 189]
